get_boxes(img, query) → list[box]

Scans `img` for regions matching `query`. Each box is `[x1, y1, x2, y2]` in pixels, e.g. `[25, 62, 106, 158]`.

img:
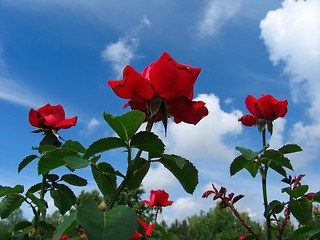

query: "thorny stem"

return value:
[211, 184, 259, 238]
[154, 207, 160, 227]
[261, 128, 271, 240]
[107, 114, 157, 210]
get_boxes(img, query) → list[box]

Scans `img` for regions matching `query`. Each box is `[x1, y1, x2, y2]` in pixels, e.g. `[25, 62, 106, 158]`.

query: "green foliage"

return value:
[130, 131, 165, 153]
[103, 111, 146, 142]
[77, 198, 137, 240]
[18, 154, 39, 173]
[160, 154, 198, 194]
[82, 137, 127, 160]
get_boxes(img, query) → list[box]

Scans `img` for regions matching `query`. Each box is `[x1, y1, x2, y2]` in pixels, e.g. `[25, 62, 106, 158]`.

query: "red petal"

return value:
[146, 224, 154, 236]
[238, 114, 257, 127]
[168, 97, 208, 125]
[56, 116, 77, 130]
[108, 65, 154, 102]
[38, 104, 66, 129]
[141, 200, 151, 206]
[245, 95, 259, 117]
[149, 52, 201, 102]
[29, 108, 42, 128]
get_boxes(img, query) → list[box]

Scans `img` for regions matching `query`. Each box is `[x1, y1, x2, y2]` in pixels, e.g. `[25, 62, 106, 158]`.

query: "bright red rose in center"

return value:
[238, 94, 288, 127]
[142, 189, 173, 207]
[108, 52, 208, 125]
[29, 104, 77, 131]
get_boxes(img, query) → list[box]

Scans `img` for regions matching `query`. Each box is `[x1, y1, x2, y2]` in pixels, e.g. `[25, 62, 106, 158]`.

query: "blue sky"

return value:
[1, 0, 320, 224]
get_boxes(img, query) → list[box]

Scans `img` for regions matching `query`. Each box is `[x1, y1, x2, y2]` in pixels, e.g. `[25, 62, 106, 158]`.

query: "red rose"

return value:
[142, 189, 173, 207]
[108, 52, 208, 125]
[238, 94, 288, 127]
[129, 218, 154, 240]
[29, 104, 77, 131]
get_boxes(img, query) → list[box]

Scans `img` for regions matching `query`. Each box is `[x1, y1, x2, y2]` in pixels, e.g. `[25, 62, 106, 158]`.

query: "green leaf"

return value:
[160, 156, 198, 194]
[46, 174, 59, 182]
[131, 131, 165, 154]
[283, 185, 309, 199]
[39, 220, 56, 232]
[0, 194, 24, 219]
[103, 111, 146, 142]
[0, 185, 24, 198]
[268, 161, 287, 178]
[62, 140, 86, 153]
[61, 174, 88, 186]
[32, 145, 58, 152]
[290, 197, 312, 225]
[293, 226, 314, 239]
[26, 191, 47, 216]
[18, 154, 38, 173]
[160, 154, 186, 169]
[245, 162, 259, 178]
[230, 155, 251, 176]
[313, 191, 320, 203]
[50, 184, 76, 215]
[53, 211, 78, 240]
[265, 200, 284, 217]
[83, 137, 127, 160]
[77, 199, 137, 240]
[38, 149, 78, 175]
[27, 183, 49, 194]
[13, 221, 33, 231]
[235, 144, 269, 160]
[127, 158, 150, 190]
[64, 156, 89, 169]
[261, 149, 293, 170]
[278, 144, 303, 154]
[91, 164, 116, 197]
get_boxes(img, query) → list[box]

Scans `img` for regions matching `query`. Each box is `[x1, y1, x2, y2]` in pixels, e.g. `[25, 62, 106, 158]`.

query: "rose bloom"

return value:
[238, 94, 288, 127]
[108, 52, 208, 125]
[142, 190, 173, 207]
[29, 104, 77, 131]
[129, 218, 154, 240]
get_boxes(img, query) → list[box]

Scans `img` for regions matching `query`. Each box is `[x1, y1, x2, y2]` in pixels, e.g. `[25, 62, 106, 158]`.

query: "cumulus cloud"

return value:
[172, 196, 202, 221]
[198, 0, 241, 37]
[142, 164, 178, 192]
[260, 0, 320, 165]
[80, 117, 101, 136]
[101, 16, 151, 78]
[165, 93, 243, 162]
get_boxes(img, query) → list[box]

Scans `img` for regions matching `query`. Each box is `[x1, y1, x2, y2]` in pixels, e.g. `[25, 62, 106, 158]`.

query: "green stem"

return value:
[154, 207, 159, 226]
[261, 129, 271, 240]
[107, 114, 156, 210]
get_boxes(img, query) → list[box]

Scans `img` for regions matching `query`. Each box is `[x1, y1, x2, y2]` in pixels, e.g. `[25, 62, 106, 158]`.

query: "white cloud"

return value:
[269, 118, 286, 149]
[0, 77, 46, 108]
[260, 0, 320, 165]
[80, 117, 100, 136]
[198, 0, 241, 37]
[101, 16, 151, 78]
[172, 196, 202, 222]
[165, 93, 243, 162]
[142, 164, 178, 192]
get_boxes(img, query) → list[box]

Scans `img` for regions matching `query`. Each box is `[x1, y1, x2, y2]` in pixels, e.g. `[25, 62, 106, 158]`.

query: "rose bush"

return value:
[29, 103, 77, 131]
[108, 51, 208, 127]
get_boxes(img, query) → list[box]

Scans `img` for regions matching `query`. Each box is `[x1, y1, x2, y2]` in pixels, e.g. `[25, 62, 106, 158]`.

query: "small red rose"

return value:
[142, 189, 173, 207]
[108, 52, 208, 126]
[129, 218, 154, 240]
[29, 104, 77, 131]
[238, 94, 288, 127]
